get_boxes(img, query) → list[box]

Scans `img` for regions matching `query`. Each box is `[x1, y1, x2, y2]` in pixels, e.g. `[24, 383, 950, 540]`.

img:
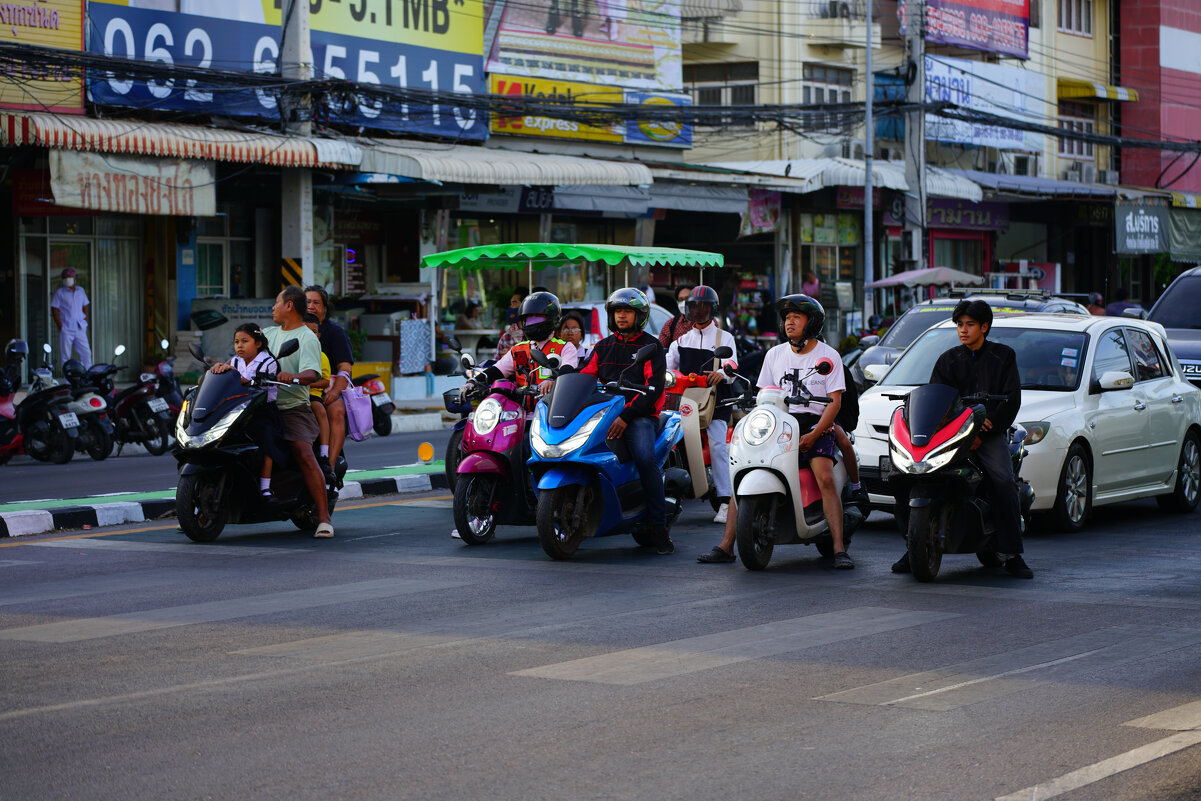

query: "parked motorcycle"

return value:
[153, 338, 185, 427]
[452, 353, 543, 545]
[85, 345, 172, 456]
[667, 345, 734, 510]
[173, 340, 346, 542]
[884, 383, 1035, 581]
[60, 357, 116, 461]
[728, 359, 865, 569]
[526, 344, 689, 560]
[352, 373, 395, 436]
[0, 342, 81, 465]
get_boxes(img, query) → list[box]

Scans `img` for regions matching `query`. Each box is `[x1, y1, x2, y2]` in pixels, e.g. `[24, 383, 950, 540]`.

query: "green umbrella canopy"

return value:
[420, 243, 725, 271]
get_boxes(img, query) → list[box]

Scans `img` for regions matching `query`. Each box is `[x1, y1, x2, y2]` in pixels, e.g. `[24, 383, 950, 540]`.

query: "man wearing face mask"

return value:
[51, 268, 92, 369]
[657, 284, 694, 347]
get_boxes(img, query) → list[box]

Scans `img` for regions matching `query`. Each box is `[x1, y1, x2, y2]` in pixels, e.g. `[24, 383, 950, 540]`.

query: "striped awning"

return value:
[1058, 78, 1140, 102]
[0, 112, 361, 168]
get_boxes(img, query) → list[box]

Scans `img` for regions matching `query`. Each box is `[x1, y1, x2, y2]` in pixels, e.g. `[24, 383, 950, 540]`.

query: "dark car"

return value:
[1146, 267, 1201, 389]
[850, 289, 1089, 390]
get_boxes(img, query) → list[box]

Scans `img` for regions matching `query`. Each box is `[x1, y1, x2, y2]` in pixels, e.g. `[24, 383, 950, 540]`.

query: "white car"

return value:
[854, 313, 1201, 531]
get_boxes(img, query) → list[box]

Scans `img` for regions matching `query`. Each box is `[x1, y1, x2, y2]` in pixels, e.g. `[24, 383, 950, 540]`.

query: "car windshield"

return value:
[881, 327, 1089, 391]
[879, 305, 956, 349]
[1149, 276, 1201, 329]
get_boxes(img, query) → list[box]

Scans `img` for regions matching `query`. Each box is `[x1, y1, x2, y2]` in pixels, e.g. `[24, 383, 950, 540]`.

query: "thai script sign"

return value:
[49, 149, 216, 216]
[925, 55, 1044, 151]
[928, 199, 1009, 230]
[0, 0, 83, 112]
[926, 0, 1029, 60]
[1115, 203, 1168, 254]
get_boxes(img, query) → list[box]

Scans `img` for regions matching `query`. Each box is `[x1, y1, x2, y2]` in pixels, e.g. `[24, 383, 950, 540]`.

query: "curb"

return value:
[0, 471, 449, 539]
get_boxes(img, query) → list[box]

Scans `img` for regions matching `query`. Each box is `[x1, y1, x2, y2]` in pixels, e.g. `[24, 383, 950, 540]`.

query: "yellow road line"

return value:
[0, 495, 453, 548]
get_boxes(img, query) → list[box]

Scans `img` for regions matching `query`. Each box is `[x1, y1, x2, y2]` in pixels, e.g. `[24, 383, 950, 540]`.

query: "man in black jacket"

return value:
[579, 288, 672, 554]
[892, 299, 1033, 579]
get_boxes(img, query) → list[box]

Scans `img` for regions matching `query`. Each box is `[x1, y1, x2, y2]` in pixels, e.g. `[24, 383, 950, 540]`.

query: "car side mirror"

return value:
[1121, 307, 1147, 320]
[277, 339, 300, 359]
[1099, 370, 1135, 390]
[858, 335, 880, 348]
[713, 345, 733, 360]
[862, 363, 887, 384]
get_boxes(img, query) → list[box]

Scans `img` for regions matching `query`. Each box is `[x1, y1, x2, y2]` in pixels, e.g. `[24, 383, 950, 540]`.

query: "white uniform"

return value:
[51, 284, 91, 368]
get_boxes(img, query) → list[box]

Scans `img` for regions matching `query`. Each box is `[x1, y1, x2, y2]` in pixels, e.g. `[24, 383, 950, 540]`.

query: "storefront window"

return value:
[932, 234, 986, 273]
[48, 217, 93, 235]
[96, 216, 140, 237]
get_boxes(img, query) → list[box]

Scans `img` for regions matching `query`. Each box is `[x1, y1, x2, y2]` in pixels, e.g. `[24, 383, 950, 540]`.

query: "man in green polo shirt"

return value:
[264, 285, 335, 539]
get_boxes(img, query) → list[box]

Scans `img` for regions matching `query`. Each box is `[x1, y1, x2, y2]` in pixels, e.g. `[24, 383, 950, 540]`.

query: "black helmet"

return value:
[685, 285, 719, 325]
[951, 299, 993, 332]
[518, 291, 562, 342]
[1088, 292, 1104, 307]
[4, 339, 28, 364]
[776, 294, 825, 347]
[605, 287, 651, 333]
[63, 358, 86, 385]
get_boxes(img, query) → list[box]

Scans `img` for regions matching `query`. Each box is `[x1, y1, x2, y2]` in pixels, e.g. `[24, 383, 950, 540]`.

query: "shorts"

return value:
[280, 404, 320, 443]
[791, 413, 838, 463]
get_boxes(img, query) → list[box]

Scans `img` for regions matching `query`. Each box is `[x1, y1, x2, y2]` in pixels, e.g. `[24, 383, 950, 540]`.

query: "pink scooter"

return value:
[452, 353, 544, 545]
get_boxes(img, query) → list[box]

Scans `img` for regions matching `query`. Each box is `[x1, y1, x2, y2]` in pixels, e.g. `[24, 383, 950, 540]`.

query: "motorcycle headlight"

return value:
[472, 398, 503, 435]
[889, 412, 975, 475]
[175, 399, 189, 441]
[177, 400, 250, 449]
[1020, 422, 1050, 445]
[742, 410, 776, 447]
[531, 407, 607, 458]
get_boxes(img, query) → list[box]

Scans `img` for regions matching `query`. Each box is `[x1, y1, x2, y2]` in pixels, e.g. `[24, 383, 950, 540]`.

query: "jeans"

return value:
[624, 416, 666, 529]
[974, 434, 1024, 555]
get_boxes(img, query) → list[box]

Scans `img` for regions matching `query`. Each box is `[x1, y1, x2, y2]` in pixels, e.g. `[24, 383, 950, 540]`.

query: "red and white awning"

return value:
[0, 113, 361, 168]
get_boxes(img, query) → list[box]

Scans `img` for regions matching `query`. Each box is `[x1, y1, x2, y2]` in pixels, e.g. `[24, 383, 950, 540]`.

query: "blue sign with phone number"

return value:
[86, 4, 485, 140]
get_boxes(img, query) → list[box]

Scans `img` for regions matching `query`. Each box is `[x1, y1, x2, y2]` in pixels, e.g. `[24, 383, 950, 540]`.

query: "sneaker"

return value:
[697, 546, 736, 564]
[657, 538, 675, 555]
[833, 551, 855, 570]
[712, 503, 729, 524]
[891, 552, 912, 574]
[451, 529, 462, 540]
[1004, 555, 1034, 579]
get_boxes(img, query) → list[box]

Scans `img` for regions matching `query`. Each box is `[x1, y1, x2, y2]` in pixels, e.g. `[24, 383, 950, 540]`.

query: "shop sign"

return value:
[800, 212, 839, 245]
[13, 169, 96, 216]
[928, 199, 1009, 230]
[837, 213, 861, 246]
[333, 213, 384, 244]
[925, 0, 1029, 60]
[1115, 203, 1169, 254]
[86, 1, 485, 140]
[1169, 207, 1201, 261]
[740, 189, 781, 237]
[489, 74, 623, 142]
[0, 0, 83, 113]
[624, 92, 692, 148]
[488, 0, 681, 92]
[49, 150, 216, 216]
[459, 186, 555, 214]
[925, 55, 1043, 151]
[835, 187, 883, 210]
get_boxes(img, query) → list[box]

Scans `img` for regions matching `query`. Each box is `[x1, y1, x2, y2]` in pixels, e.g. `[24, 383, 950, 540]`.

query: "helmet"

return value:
[63, 358, 86, 385]
[776, 294, 825, 347]
[4, 339, 28, 364]
[1088, 292, 1104, 307]
[684, 285, 719, 325]
[517, 291, 562, 342]
[605, 287, 651, 333]
[951, 299, 993, 331]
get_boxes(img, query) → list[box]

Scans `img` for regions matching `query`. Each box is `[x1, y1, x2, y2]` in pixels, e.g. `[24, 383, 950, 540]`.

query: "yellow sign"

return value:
[489, 74, 623, 143]
[0, 0, 84, 113]
[260, 0, 482, 54]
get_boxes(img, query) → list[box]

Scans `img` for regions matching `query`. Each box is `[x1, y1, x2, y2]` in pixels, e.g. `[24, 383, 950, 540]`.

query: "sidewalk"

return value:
[0, 462, 450, 538]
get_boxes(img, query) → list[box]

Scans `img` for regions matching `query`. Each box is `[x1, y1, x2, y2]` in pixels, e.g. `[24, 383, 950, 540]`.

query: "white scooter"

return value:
[727, 359, 864, 570]
[669, 345, 733, 509]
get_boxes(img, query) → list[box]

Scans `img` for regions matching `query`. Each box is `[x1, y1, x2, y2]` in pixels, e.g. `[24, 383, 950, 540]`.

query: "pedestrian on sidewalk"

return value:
[51, 268, 91, 369]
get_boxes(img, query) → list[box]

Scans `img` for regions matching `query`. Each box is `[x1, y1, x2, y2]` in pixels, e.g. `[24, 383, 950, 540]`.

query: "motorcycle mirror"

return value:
[664, 372, 676, 389]
[723, 364, 736, 376]
[114, 345, 126, 357]
[460, 352, 476, 370]
[43, 343, 52, 354]
[546, 352, 561, 369]
[446, 336, 462, 352]
[188, 343, 206, 362]
[277, 339, 300, 359]
[633, 344, 657, 364]
[160, 338, 170, 350]
[815, 359, 834, 376]
[713, 345, 733, 360]
[529, 348, 551, 369]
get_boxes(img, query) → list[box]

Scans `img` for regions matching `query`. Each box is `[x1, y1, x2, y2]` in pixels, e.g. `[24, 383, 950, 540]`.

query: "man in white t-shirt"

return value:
[754, 294, 853, 569]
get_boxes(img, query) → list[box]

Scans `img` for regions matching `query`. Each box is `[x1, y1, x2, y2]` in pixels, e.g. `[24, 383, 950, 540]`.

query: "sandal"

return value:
[697, 546, 736, 564]
[314, 522, 335, 539]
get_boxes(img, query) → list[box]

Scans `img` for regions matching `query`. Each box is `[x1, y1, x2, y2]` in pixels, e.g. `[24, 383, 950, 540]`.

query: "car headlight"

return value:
[472, 398, 503, 435]
[1021, 422, 1050, 445]
[177, 400, 250, 449]
[742, 410, 776, 446]
[531, 407, 607, 458]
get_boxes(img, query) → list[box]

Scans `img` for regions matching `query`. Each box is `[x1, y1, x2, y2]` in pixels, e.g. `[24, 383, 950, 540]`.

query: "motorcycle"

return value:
[352, 373, 395, 437]
[153, 338, 186, 427]
[443, 344, 496, 492]
[666, 345, 734, 511]
[728, 359, 865, 569]
[884, 383, 1035, 581]
[451, 352, 543, 545]
[60, 357, 116, 461]
[85, 345, 172, 456]
[526, 344, 690, 560]
[0, 343, 81, 465]
[172, 340, 346, 542]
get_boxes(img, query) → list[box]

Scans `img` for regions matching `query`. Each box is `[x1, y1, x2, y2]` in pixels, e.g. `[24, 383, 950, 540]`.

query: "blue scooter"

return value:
[526, 345, 690, 560]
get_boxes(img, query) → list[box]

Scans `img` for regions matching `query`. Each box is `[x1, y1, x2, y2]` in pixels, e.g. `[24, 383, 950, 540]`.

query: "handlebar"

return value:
[963, 393, 1011, 402]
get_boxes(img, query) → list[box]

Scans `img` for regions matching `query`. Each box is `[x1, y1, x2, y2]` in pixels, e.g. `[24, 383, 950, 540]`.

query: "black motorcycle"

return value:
[885, 383, 1035, 581]
[172, 340, 346, 542]
[85, 345, 172, 456]
[0, 342, 80, 465]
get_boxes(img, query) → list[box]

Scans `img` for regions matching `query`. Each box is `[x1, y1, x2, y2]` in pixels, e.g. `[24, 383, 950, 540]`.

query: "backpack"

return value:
[836, 364, 859, 431]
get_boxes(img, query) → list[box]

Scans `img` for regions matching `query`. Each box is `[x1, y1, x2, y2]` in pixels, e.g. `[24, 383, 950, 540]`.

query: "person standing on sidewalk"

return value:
[51, 268, 91, 369]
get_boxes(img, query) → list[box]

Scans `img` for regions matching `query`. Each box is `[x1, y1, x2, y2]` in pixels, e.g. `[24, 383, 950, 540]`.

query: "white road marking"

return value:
[1125, 699, 1201, 731]
[28, 539, 304, 557]
[510, 607, 958, 685]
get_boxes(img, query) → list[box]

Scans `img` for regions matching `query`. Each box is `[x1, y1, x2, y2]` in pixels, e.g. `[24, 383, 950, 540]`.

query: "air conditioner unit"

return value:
[1081, 164, 1096, 183]
[1062, 163, 1083, 182]
[841, 139, 865, 159]
[1098, 169, 1119, 185]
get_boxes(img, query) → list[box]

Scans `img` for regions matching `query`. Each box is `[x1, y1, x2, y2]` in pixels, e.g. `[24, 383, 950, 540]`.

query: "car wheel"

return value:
[1157, 430, 1201, 514]
[1052, 442, 1092, 533]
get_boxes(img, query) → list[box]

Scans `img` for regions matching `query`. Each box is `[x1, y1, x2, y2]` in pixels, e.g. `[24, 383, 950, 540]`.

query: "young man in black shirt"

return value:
[892, 299, 1033, 579]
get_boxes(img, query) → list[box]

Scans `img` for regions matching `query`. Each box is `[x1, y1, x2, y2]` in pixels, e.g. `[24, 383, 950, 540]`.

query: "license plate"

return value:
[879, 455, 892, 477]
[371, 393, 392, 406]
[58, 412, 79, 429]
[148, 398, 169, 413]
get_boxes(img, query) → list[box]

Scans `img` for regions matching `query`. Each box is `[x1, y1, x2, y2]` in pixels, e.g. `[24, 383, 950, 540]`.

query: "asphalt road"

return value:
[0, 428, 454, 503]
[3, 495, 1201, 800]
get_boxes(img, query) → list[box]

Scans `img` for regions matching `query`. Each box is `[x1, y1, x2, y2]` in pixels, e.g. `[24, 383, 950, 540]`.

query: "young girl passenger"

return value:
[226, 323, 282, 499]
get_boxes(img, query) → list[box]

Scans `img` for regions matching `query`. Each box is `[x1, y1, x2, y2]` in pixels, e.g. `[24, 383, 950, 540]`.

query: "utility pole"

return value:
[902, 0, 927, 274]
[863, 0, 875, 320]
[281, 0, 314, 287]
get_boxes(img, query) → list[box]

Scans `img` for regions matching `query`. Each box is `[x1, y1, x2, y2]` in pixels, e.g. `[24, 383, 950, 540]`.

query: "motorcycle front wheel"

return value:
[735, 495, 775, 570]
[372, 405, 392, 437]
[140, 409, 170, 456]
[536, 485, 592, 560]
[453, 474, 499, 545]
[445, 428, 464, 492]
[907, 502, 942, 582]
[85, 418, 113, 461]
[177, 472, 228, 542]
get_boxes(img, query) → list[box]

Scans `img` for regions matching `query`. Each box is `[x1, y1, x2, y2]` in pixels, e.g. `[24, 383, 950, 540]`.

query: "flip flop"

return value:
[697, 546, 736, 564]
[314, 522, 334, 539]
